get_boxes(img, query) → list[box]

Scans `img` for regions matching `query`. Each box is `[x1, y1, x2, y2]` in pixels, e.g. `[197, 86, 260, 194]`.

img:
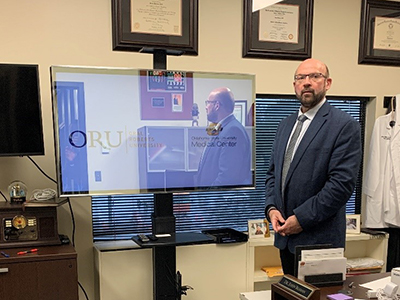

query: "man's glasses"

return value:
[205, 100, 218, 105]
[294, 73, 327, 83]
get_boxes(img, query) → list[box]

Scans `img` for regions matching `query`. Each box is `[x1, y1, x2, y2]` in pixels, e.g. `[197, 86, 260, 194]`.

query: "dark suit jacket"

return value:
[265, 101, 361, 253]
[196, 114, 252, 188]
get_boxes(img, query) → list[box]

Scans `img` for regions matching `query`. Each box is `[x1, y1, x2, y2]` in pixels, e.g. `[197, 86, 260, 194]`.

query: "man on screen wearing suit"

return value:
[265, 58, 362, 275]
[196, 87, 252, 188]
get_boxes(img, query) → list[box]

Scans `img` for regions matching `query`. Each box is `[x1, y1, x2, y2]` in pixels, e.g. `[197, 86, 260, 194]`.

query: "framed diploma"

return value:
[243, 0, 314, 60]
[359, 0, 400, 66]
[112, 0, 198, 55]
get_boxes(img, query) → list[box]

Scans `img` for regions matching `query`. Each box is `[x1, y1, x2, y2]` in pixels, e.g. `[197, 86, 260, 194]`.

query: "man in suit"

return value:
[196, 87, 252, 188]
[265, 58, 362, 275]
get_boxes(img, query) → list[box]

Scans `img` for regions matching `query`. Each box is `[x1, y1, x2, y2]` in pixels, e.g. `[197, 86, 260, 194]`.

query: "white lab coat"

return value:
[364, 94, 400, 228]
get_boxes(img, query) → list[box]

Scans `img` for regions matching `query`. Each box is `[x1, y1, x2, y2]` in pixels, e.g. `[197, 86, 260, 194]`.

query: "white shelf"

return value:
[345, 232, 388, 241]
[245, 231, 389, 292]
[247, 236, 274, 247]
[248, 231, 387, 246]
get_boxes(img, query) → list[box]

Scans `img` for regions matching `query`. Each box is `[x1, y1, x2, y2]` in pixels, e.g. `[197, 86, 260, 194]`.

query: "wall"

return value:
[1, 0, 400, 299]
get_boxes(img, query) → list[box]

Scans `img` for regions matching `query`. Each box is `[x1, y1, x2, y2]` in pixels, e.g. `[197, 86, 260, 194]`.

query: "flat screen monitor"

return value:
[0, 63, 44, 157]
[50, 66, 255, 197]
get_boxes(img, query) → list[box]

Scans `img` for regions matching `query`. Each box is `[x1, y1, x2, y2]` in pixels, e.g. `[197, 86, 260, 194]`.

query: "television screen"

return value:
[50, 66, 255, 196]
[0, 63, 44, 157]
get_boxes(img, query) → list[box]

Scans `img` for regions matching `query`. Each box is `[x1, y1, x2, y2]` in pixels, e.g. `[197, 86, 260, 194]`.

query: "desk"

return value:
[321, 272, 390, 299]
[240, 273, 390, 300]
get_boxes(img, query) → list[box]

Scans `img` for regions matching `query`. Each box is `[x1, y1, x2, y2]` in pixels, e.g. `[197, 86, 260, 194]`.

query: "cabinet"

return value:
[246, 232, 389, 291]
[0, 244, 78, 300]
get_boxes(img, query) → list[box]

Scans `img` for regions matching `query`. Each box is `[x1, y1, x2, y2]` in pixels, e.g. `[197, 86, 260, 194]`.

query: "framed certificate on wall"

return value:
[358, 0, 400, 66]
[243, 0, 314, 60]
[112, 0, 198, 55]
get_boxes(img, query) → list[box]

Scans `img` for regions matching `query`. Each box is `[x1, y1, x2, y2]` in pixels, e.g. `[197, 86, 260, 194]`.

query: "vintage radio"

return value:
[0, 199, 65, 248]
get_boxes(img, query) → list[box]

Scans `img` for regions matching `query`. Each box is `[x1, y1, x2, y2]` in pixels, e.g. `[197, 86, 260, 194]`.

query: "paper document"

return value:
[359, 276, 391, 290]
[301, 248, 344, 261]
[298, 257, 347, 281]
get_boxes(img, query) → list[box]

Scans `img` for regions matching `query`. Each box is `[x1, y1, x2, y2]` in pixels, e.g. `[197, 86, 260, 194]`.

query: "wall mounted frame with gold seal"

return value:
[243, 0, 314, 60]
[112, 0, 198, 55]
[358, 0, 400, 66]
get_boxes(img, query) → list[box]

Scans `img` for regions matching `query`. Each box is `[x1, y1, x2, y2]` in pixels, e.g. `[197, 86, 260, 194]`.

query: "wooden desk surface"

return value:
[0, 243, 76, 263]
[320, 272, 390, 299]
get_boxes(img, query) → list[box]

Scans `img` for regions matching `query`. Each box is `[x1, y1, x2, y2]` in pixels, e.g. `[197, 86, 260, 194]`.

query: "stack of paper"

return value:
[297, 248, 346, 281]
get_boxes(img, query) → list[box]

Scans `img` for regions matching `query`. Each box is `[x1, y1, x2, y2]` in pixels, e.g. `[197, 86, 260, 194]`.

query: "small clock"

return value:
[12, 215, 27, 229]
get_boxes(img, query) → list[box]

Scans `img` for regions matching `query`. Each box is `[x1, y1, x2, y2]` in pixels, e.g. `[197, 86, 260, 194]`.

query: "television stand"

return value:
[176, 271, 193, 300]
[143, 48, 196, 300]
[146, 193, 213, 300]
[132, 232, 214, 248]
[148, 193, 214, 300]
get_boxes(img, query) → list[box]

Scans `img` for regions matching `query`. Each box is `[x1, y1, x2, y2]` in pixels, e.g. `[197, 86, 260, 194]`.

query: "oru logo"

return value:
[66, 129, 238, 152]
[67, 130, 162, 150]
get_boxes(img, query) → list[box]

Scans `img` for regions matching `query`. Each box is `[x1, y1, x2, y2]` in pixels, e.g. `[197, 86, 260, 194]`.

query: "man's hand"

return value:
[269, 210, 303, 236]
[269, 209, 286, 234]
[277, 215, 303, 236]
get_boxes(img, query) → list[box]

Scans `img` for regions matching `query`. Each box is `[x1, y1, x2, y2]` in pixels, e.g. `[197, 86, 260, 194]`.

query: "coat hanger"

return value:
[390, 96, 396, 128]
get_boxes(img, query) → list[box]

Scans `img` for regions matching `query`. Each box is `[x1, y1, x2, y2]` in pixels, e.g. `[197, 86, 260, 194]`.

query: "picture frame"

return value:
[358, 0, 400, 66]
[112, 0, 198, 55]
[233, 101, 248, 126]
[248, 219, 270, 239]
[346, 214, 361, 234]
[242, 0, 314, 60]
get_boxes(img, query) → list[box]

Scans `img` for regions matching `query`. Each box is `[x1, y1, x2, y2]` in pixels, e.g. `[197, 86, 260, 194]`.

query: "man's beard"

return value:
[296, 88, 326, 109]
[207, 110, 218, 123]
